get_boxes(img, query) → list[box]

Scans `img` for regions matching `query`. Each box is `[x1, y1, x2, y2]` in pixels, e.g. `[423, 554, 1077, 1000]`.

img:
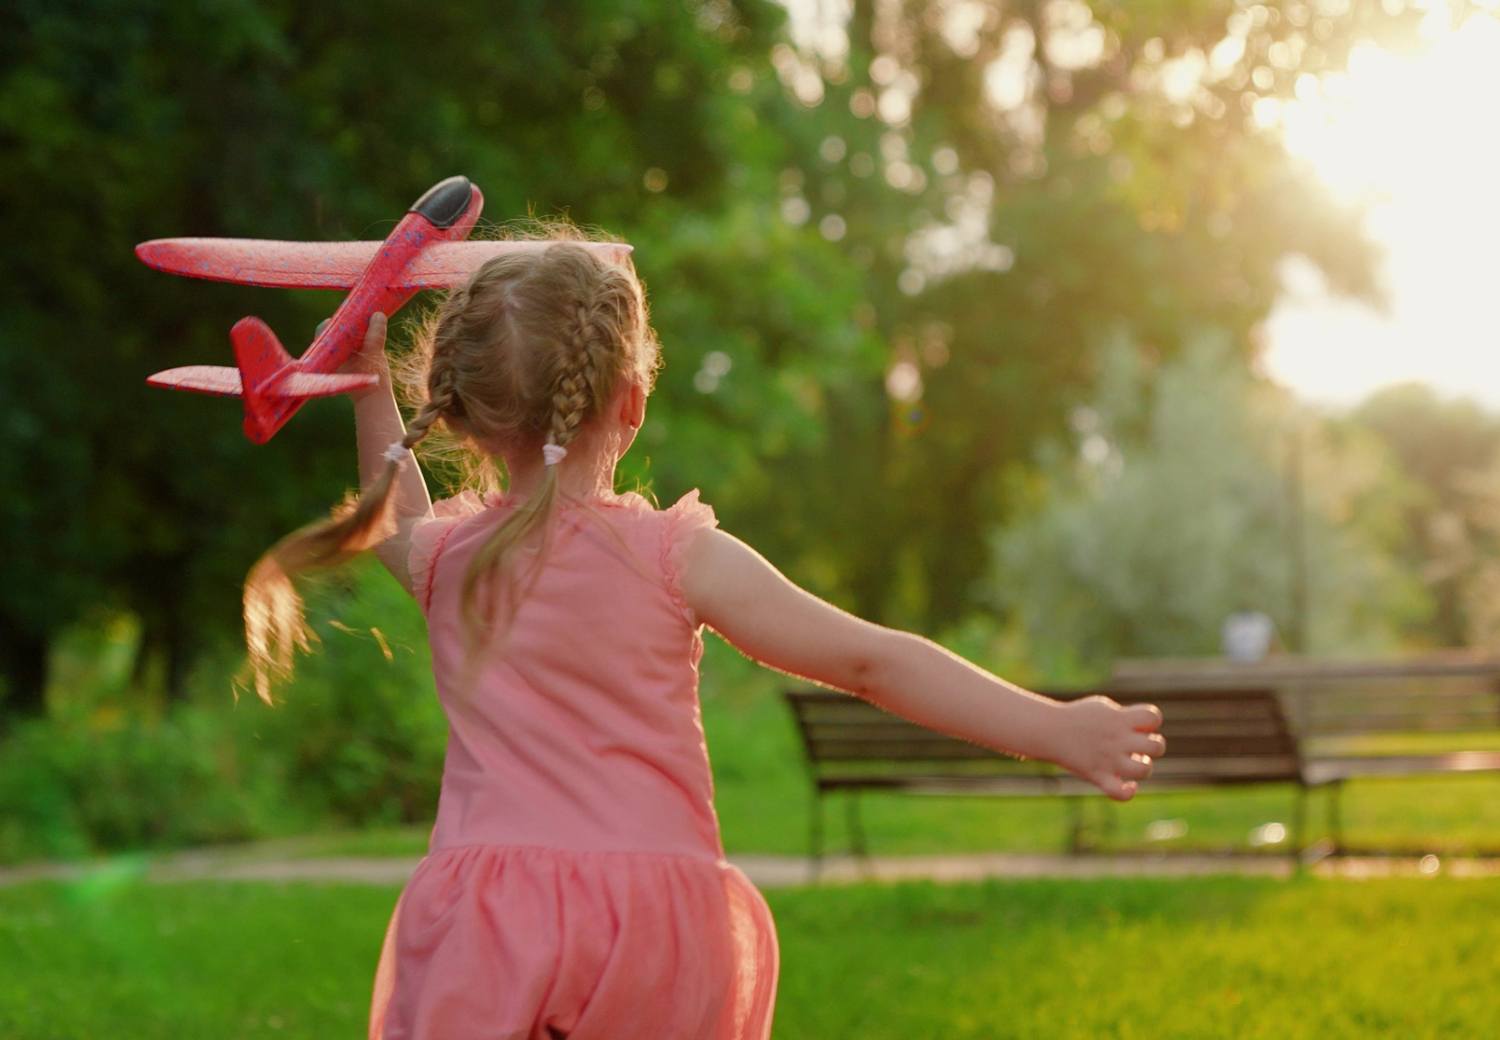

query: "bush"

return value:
[0, 707, 265, 863]
[241, 561, 447, 828]
[0, 559, 448, 864]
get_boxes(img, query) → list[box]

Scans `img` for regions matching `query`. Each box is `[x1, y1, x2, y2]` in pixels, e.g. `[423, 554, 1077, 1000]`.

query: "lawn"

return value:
[3, 874, 1497, 1038]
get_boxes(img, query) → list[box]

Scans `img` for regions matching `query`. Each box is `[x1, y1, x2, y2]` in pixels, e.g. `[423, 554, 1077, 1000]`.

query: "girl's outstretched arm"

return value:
[346, 312, 433, 593]
[681, 529, 1165, 801]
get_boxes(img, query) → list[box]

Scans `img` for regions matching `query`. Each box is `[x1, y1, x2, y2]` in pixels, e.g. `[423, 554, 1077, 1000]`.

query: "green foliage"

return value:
[1, 0, 1408, 713]
[0, 0, 854, 702]
[990, 334, 1429, 676]
[6, 603, 1499, 866]
[1352, 383, 1500, 645]
[243, 562, 447, 827]
[15, 0, 1491, 888]
[0, 709, 268, 863]
[0, 558, 444, 863]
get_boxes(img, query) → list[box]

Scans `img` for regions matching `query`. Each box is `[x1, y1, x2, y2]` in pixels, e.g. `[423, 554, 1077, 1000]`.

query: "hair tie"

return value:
[383, 441, 411, 466]
[542, 441, 568, 467]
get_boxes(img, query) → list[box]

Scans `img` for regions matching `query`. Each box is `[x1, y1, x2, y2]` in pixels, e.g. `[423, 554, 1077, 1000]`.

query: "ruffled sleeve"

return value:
[408, 491, 486, 614]
[660, 489, 719, 626]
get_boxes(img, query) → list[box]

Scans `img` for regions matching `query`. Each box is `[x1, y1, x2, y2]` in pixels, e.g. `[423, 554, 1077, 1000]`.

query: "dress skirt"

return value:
[368, 844, 779, 1040]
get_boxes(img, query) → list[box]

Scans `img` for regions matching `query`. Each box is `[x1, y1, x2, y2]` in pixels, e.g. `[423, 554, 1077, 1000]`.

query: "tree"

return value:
[720, 0, 1403, 631]
[0, 0, 1407, 719]
[1353, 383, 1500, 645]
[990, 334, 1425, 679]
[0, 0, 872, 714]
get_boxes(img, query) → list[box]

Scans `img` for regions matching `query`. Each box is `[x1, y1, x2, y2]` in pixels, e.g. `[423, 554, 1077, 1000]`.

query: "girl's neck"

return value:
[503, 445, 619, 503]
[498, 413, 635, 504]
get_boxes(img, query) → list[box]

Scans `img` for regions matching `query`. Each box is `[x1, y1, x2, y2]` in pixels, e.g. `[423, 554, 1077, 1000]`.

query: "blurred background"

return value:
[5, 0, 1500, 857]
[2, 2, 1500, 1034]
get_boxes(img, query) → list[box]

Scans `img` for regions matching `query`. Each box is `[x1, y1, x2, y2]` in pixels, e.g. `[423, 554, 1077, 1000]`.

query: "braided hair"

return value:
[242, 233, 656, 701]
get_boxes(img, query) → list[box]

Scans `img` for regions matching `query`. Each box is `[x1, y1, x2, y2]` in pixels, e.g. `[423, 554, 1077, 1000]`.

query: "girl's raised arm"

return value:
[680, 528, 1165, 801]
[347, 313, 434, 593]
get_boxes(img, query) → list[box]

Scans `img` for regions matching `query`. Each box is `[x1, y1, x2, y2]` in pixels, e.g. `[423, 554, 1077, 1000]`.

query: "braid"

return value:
[549, 302, 608, 448]
[405, 368, 457, 450]
[241, 236, 655, 702]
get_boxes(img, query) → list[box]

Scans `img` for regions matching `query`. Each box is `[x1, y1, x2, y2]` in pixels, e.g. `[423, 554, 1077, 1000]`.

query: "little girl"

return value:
[242, 235, 1165, 1040]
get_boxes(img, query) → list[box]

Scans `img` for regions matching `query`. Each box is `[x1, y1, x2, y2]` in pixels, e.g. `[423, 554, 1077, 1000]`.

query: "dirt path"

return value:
[4, 848, 1498, 889]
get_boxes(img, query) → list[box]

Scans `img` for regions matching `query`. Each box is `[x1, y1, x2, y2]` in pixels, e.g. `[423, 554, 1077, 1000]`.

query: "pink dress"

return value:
[367, 490, 778, 1040]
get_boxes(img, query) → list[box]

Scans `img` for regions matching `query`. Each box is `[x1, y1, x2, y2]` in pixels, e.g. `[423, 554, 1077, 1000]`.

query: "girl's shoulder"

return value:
[407, 486, 719, 618]
[585, 488, 717, 542]
[656, 490, 718, 624]
[409, 490, 489, 612]
[590, 487, 713, 521]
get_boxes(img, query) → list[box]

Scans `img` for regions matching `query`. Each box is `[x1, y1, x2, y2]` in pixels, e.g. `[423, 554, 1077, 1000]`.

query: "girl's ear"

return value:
[620, 377, 646, 430]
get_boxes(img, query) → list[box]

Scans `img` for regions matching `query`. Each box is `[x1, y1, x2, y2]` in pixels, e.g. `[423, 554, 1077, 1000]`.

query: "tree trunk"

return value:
[133, 604, 193, 702]
[0, 625, 50, 724]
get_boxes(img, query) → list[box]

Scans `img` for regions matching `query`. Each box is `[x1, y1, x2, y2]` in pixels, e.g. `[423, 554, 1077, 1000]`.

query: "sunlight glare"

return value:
[1263, 11, 1500, 406]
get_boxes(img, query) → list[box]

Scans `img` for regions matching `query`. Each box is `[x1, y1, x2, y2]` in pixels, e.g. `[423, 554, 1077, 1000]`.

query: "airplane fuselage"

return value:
[240, 177, 484, 442]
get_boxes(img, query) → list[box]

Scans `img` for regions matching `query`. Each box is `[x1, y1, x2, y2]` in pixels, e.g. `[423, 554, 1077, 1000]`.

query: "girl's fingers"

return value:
[364, 312, 388, 352]
[1095, 772, 1139, 802]
[343, 313, 390, 380]
[1120, 753, 1154, 781]
[1132, 732, 1167, 757]
[1127, 703, 1164, 731]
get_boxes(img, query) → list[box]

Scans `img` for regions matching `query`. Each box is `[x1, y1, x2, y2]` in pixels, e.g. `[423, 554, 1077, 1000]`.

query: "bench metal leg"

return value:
[809, 791, 825, 883]
[1327, 780, 1346, 855]
[1097, 799, 1118, 847]
[1291, 784, 1309, 866]
[845, 790, 869, 861]
[1066, 797, 1086, 854]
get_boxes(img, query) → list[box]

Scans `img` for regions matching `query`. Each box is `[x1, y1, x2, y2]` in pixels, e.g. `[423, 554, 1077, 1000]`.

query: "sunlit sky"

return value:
[1252, 6, 1500, 408]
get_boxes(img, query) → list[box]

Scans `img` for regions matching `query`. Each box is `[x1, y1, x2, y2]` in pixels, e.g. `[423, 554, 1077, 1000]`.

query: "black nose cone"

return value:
[411, 176, 474, 228]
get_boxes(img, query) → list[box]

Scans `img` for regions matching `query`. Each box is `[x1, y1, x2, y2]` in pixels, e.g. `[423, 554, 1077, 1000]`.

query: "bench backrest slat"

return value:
[785, 686, 1302, 786]
[1109, 659, 1500, 737]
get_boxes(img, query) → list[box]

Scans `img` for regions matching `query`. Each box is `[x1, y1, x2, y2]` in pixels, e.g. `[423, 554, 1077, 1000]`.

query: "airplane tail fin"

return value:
[231, 317, 295, 395]
[231, 317, 298, 442]
[145, 318, 380, 443]
[229, 317, 378, 442]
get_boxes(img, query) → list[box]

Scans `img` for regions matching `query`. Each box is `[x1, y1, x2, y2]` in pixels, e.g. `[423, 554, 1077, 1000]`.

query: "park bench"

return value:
[787, 661, 1500, 869]
[1107, 657, 1500, 855]
[784, 685, 1327, 871]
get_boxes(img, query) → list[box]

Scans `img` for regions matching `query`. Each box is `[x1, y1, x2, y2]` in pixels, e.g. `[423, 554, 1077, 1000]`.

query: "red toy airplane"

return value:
[141, 176, 632, 442]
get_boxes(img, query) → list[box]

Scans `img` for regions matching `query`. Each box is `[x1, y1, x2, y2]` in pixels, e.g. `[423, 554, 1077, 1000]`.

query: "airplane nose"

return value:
[410, 176, 474, 228]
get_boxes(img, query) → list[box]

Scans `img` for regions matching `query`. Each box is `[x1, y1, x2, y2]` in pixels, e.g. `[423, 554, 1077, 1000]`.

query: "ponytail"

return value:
[458, 461, 559, 649]
[241, 394, 446, 705]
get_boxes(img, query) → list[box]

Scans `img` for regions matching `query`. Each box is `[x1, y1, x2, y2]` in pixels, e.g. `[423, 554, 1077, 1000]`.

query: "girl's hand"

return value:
[1052, 696, 1166, 802]
[338, 312, 391, 396]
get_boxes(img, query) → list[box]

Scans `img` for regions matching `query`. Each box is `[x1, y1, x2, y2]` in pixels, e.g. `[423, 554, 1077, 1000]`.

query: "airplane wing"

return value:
[403, 240, 634, 287]
[145, 365, 378, 399]
[277, 371, 381, 397]
[137, 238, 635, 290]
[146, 365, 244, 396]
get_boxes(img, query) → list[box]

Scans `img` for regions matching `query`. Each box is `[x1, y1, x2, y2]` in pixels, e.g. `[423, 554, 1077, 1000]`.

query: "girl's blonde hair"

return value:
[242, 227, 659, 704]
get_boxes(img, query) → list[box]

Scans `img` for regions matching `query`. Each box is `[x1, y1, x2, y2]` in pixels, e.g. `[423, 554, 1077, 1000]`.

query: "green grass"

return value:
[2, 875, 1497, 1038]
[772, 875, 1500, 1039]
